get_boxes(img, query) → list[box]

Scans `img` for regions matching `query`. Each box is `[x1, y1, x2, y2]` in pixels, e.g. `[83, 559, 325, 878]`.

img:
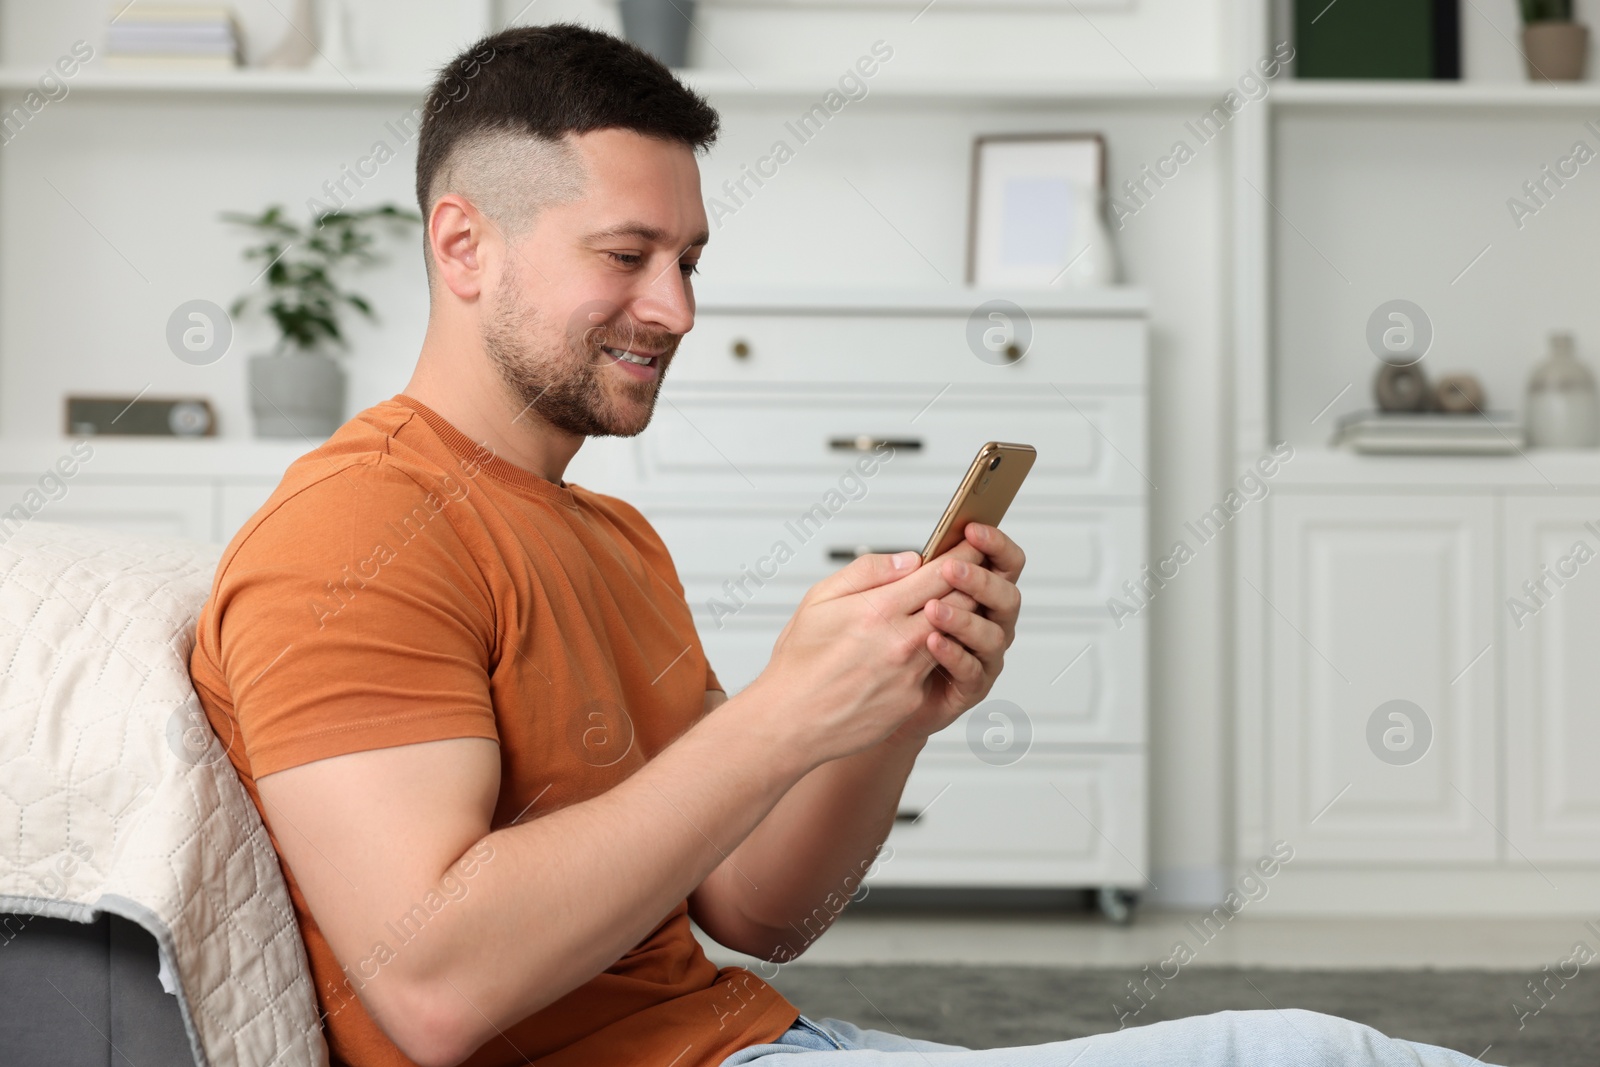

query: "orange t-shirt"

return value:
[189, 394, 799, 1067]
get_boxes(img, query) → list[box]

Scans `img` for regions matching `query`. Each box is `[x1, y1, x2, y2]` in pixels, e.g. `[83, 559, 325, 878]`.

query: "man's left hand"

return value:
[887, 522, 1024, 744]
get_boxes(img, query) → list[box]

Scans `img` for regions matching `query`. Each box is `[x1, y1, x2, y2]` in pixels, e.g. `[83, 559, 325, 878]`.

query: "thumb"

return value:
[806, 550, 923, 604]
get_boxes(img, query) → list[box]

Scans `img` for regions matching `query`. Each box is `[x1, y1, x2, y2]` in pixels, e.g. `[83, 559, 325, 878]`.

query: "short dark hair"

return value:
[415, 23, 720, 221]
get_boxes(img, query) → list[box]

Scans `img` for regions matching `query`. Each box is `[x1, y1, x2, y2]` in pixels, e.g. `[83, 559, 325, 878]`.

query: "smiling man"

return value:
[190, 23, 1500, 1067]
[190, 23, 1009, 1067]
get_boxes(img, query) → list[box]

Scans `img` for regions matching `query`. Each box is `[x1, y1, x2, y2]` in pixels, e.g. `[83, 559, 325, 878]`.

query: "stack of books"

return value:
[1332, 411, 1524, 455]
[106, 5, 242, 70]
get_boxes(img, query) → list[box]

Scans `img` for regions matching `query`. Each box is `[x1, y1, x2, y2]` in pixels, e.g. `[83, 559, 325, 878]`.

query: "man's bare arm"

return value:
[254, 549, 957, 1067]
[690, 523, 1026, 960]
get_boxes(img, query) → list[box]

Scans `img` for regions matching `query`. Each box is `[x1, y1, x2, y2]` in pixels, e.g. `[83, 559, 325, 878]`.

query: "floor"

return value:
[700, 911, 1587, 971]
[762, 964, 1594, 1066]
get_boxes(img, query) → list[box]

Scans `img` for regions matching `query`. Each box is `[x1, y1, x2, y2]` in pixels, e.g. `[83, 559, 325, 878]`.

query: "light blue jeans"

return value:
[720, 1011, 1500, 1065]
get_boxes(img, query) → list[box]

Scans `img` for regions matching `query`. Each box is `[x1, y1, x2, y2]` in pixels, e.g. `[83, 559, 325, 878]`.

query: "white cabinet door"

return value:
[1504, 495, 1600, 862]
[0, 481, 214, 542]
[1266, 494, 1498, 863]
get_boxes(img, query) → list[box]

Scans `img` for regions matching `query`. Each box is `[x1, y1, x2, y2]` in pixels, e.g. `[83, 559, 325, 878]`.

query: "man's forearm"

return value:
[693, 729, 925, 961]
[382, 692, 818, 1063]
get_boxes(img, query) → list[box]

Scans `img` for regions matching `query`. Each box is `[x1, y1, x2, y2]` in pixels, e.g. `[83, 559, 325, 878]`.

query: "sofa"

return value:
[0, 521, 326, 1066]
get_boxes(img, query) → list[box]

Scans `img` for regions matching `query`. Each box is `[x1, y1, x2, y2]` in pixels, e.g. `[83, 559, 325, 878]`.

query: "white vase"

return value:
[1055, 181, 1119, 288]
[1525, 331, 1600, 448]
[318, 0, 357, 71]
[259, 0, 318, 68]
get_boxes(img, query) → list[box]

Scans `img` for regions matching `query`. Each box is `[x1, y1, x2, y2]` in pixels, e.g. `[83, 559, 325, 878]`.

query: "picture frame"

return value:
[966, 132, 1111, 289]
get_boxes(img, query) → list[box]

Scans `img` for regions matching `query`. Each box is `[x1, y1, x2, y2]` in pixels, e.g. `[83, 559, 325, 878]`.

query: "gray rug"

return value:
[767, 965, 1595, 1066]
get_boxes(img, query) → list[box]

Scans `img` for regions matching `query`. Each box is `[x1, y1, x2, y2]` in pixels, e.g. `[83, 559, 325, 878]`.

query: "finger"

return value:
[926, 630, 986, 691]
[964, 523, 1025, 582]
[942, 556, 1022, 622]
[859, 541, 984, 617]
[806, 550, 923, 604]
[924, 598, 1006, 658]
[930, 539, 986, 570]
[937, 588, 980, 614]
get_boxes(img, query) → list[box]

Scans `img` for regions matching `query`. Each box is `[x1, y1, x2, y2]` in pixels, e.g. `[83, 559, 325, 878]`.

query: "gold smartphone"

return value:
[921, 442, 1037, 564]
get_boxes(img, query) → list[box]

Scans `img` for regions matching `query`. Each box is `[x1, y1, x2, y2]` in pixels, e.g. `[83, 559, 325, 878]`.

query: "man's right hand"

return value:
[744, 543, 984, 765]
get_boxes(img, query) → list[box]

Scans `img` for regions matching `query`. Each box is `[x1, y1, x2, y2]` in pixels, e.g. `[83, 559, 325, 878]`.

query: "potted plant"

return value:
[618, 0, 695, 68]
[1521, 0, 1588, 82]
[225, 204, 419, 439]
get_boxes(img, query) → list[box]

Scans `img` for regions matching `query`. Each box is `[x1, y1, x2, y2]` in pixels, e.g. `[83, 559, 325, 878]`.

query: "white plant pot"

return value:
[248, 353, 346, 439]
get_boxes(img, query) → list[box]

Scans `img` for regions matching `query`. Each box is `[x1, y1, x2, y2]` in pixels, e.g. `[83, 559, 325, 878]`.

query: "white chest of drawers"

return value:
[571, 285, 1151, 906]
[3, 285, 1150, 909]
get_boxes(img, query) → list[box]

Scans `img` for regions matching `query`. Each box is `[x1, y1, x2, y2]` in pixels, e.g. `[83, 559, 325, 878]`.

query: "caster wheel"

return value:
[1097, 886, 1137, 925]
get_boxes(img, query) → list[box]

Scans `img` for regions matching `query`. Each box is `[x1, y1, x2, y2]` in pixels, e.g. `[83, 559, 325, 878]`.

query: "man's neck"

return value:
[406, 327, 583, 486]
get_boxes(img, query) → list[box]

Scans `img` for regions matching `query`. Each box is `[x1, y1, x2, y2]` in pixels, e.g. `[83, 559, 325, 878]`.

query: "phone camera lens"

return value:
[988, 455, 1003, 471]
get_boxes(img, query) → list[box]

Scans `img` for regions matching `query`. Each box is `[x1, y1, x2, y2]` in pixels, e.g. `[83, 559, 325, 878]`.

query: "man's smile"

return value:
[603, 345, 658, 366]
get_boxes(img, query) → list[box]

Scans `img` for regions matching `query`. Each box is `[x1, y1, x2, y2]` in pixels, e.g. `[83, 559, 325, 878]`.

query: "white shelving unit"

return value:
[1271, 79, 1600, 108]
[1230, 0, 1600, 914]
[0, 65, 1237, 103]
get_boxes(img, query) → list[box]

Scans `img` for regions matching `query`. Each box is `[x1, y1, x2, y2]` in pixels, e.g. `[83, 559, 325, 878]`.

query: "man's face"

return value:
[483, 128, 707, 439]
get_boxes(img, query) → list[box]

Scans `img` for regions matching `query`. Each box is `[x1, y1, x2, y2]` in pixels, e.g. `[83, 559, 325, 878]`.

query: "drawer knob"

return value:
[1004, 343, 1022, 362]
[894, 810, 924, 823]
[731, 339, 751, 359]
[827, 545, 919, 562]
[828, 435, 923, 453]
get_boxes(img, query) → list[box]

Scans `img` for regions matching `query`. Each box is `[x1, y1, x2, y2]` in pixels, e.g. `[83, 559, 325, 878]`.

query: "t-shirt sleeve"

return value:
[594, 492, 724, 695]
[216, 460, 500, 777]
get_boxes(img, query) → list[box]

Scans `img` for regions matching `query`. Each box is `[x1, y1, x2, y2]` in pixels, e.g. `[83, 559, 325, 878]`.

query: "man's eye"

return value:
[608, 252, 643, 267]
[680, 261, 701, 276]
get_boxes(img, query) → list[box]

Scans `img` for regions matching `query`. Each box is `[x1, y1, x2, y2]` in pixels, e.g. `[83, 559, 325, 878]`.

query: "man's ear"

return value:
[428, 193, 488, 301]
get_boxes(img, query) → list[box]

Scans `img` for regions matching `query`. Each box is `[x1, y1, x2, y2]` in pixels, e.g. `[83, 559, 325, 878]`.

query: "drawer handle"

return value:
[827, 545, 918, 562]
[829, 436, 923, 453]
[731, 339, 751, 359]
[894, 810, 923, 824]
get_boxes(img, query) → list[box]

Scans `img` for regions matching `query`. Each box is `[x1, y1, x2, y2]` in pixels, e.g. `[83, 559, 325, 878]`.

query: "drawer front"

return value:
[639, 389, 1147, 497]
[939, 614, 1146, 745]
[672, 312, 1146, 387]
[869, 751, 1147, 888]
[652, 503, 1144, 614]
[697, 610, 1145, 745]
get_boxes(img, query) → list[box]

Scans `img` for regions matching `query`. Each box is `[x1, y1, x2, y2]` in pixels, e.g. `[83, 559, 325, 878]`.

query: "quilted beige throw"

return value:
[0, 521, 327, 1067]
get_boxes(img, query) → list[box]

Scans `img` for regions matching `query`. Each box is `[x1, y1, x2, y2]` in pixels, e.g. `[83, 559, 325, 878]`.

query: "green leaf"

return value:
[226, 199, 419, 355]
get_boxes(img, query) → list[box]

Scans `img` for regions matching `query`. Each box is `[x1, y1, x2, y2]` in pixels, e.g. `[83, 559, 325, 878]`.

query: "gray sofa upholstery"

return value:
[0, 911, 199, 1066]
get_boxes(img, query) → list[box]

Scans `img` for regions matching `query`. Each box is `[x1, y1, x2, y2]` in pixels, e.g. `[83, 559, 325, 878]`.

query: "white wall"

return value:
[0, 0, 1243, 908]
[0, 93, 431, 440]
[527, 0, 1226, 80]
[1, 0, 493, 73]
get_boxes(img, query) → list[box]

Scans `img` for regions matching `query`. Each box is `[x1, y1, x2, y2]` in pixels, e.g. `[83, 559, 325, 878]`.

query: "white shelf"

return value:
[1277, 448, 1600, 490]
[0, 67, 428, 98]
[41, 69, 1599, 111]
[1272, 79, 1600, 111]
[0, 65, 1230, 107]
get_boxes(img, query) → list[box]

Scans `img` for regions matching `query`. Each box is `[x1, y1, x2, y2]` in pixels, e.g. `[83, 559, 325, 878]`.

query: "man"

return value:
[190, 24, 1499, 1067]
